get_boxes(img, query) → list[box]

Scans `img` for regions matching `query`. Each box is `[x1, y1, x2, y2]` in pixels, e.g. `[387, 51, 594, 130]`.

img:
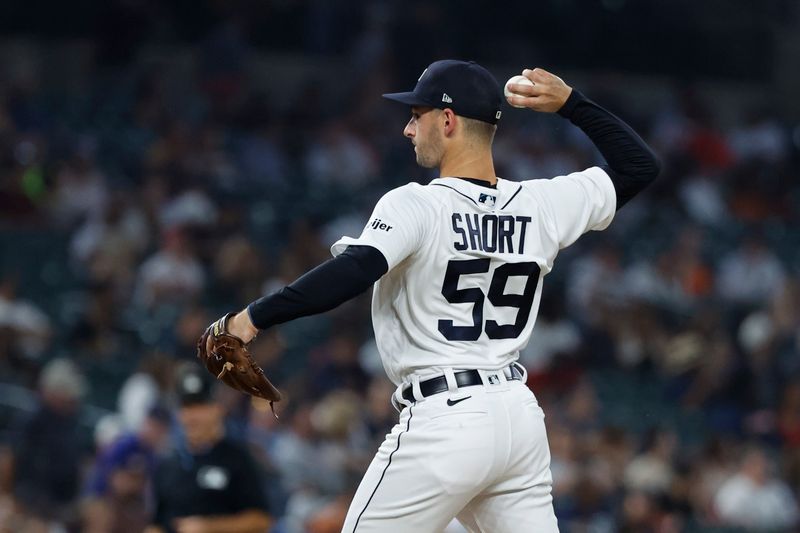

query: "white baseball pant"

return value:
[341, 368, 559, 532]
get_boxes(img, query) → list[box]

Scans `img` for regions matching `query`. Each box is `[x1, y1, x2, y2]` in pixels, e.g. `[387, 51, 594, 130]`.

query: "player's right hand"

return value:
[505, 68, 572, 113]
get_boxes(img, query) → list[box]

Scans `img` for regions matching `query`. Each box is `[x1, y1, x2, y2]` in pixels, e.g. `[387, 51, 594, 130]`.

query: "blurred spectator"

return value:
[147, 365, 270, 533]
[247, 397, 290, 520]
[0, 277, 51, 363]
[70, 194, 150, 288]
[361, 377, 396, 446]
[199, 17, 250, 120]
[565, 244, 624, 325]
[679, 171, 729, 226]
[307, 333, 370, 399]
[159, 188, 218, 231]
[145, 122, 193, 177]
[728, 111, 787, 164]
[618, 490, 682, 533]
[679, 335, 742, 434]
[603, 304, 666, 369]
[687, 438, 736, 522]
[83, 406, 170, 533]
[739, 311, 786, 414]
[169, 305, 213, 359]
[135, 227, 205, 309]
[304, 120, 379, 188]
[779, 380, 800, 449]
[0, 136, 45, 223]
[684, 112, 734, 171]
[138, 173, 171, 231]
[561, 379, 603, 434]
[624, 429, 677, 496]
[713, 447, 799, 530]
[270, 403, 322, 492]
[11, 358, 89, 530]
[767, 280, 800, 375]
[117, 366, 163, 431]
[310, 390, 372, 486]
[93, 413, 125, 453]
[305, 491, 353, 533]
[519, 292, 582, 372]
[623, 250, 693, 313]
[548, 424, 580, 501]
[716, 235, 787, 307]
[669, 227, 714, 300]
[588, 427, 634, 501]
[236, 124, 290, 190]
[68, 281, 126, 361]
[356, 336, 384, 377]
[180, 126, 238, 187]
[48, 141, 109, 228]
[274, 390, 381, 533]
[213, 235, 267, 305]
[271, 404, 328, 533]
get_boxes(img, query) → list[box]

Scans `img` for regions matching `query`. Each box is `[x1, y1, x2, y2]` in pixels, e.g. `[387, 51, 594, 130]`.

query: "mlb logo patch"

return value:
[478, 193, 496, 208]
[487, 374, 500, 385]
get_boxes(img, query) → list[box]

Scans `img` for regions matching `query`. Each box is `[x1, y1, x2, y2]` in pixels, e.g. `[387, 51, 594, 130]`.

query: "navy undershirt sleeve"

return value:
[558, 89, 661, 208]
[247, 245, 388, 330]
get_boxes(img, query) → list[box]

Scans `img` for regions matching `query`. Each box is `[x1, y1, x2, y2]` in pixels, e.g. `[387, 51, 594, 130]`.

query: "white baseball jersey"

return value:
[332, 167, 615, 385]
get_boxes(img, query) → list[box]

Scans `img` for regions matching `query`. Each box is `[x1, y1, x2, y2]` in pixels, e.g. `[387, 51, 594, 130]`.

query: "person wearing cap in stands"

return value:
[145, 365, 270, 533]
[83, 405, 171, 533]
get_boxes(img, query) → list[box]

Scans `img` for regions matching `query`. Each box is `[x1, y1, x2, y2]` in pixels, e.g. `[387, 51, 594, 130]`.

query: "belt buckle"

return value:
[508, 362, 526, 382]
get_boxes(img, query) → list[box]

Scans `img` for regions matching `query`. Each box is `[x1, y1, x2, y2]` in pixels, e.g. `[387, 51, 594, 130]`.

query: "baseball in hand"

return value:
[504, 75, 535, 108]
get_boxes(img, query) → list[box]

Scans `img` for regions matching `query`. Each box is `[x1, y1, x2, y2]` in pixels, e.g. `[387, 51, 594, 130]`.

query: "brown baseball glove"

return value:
[197, 313, 282, 411]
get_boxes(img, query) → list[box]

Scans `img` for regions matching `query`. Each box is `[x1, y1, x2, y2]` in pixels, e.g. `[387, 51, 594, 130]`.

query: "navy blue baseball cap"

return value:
[383, 60, 503, 125]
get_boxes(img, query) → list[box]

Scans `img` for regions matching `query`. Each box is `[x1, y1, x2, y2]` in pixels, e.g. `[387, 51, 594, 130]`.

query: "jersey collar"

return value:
[452, 176, 497, 189]
[431, 176, 503, 190]
[430, 177, 514, 210]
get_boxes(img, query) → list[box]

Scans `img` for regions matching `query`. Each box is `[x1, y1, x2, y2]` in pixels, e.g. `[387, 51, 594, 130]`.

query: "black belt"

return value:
[401, 365, 524, 403]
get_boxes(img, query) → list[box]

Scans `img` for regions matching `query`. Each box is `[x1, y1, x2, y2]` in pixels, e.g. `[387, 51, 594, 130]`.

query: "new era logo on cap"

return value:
[382, 60, 503, 125]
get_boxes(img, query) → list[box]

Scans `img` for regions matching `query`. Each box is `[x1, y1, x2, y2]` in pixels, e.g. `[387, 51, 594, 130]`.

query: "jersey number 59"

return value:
[437, 259, 541, 341]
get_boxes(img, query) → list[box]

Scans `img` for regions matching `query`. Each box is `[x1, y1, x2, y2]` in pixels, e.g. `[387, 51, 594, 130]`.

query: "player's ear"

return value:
[442, 108, 456, 136]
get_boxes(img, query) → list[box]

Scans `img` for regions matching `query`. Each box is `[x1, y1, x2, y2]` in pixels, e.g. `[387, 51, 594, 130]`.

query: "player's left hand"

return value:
[506, 68, 572, 113]
[196, 313, 283, 407]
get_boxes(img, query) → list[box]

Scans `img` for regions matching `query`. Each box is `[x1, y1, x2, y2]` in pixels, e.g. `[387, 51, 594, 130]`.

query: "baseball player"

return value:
[204, 60, 659, 532]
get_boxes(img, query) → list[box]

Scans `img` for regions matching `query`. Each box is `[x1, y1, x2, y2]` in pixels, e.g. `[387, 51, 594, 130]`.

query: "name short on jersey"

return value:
[451, 213, 531, 254]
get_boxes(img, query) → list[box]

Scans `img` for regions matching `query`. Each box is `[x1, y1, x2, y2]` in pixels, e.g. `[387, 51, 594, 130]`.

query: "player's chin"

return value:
[415, 152, 439, 169]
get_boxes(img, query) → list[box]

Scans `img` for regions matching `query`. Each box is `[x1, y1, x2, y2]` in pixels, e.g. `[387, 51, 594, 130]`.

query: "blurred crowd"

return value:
[2, 5, 800, 532]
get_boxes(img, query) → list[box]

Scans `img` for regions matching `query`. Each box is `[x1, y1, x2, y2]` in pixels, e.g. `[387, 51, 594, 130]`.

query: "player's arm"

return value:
[506, 68, 661, 208]
[226, 245, 388, 341]
[224, 185, 426, 342]
[557, 88, 660, 208]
